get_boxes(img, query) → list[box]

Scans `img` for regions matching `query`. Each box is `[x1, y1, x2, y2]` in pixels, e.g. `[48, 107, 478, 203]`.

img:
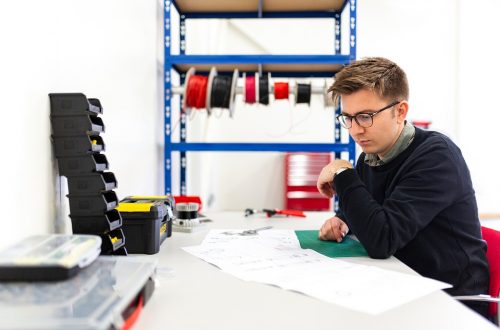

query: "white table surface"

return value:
[133, 211, 496, 330]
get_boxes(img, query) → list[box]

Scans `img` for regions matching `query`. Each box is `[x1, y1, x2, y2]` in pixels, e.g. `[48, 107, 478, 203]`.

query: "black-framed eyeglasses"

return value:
[336, 101, 401, 129]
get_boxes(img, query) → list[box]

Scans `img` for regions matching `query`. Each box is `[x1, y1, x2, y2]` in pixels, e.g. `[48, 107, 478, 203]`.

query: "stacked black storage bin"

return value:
[49, 93, 127, 255]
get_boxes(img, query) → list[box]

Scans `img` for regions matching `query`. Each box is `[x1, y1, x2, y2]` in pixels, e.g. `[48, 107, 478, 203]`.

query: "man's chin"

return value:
[360, 146, 378, 155]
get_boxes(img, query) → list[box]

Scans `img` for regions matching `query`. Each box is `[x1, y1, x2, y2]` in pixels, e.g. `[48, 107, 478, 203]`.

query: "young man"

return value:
[317, 57, 489, 318]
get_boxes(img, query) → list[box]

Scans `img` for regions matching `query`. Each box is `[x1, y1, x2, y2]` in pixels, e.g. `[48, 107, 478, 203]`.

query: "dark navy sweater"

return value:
[334, 128, 489, 300]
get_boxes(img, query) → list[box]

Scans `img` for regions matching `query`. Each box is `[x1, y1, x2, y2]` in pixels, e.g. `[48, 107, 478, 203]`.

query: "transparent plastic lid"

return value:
[0, 256, 157, 329]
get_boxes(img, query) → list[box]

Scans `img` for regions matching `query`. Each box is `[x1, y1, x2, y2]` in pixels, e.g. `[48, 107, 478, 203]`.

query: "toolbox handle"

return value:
[121, 295, 144, 330]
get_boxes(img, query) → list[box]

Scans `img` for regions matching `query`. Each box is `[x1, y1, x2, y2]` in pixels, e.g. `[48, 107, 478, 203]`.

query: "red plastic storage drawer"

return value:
[285, 153, 332, 211]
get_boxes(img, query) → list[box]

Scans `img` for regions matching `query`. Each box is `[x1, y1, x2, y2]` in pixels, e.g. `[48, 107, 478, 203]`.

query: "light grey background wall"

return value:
[0, 0, 498, 249]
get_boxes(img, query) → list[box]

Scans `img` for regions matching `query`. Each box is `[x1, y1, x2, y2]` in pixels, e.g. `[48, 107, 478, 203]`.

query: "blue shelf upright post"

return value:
[179, 14, 187, 196]
[164, 0, 172, 194]
[349, 0, 357, 62]
[333, 11, 342, 212]
[334, 11, 342, 160]
[348, 0, 357, 164]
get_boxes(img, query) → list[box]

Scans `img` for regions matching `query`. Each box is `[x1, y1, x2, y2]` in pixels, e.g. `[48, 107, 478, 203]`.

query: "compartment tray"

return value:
[67, 172, 117, 194]
[49, 93, 103, 116]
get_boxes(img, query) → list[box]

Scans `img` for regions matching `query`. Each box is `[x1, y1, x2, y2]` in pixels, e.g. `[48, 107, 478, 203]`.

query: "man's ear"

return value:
[397, 101, 409, 123]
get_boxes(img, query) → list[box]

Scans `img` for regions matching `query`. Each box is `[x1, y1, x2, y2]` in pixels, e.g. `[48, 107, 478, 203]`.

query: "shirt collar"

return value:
[364, 122, 416, 167]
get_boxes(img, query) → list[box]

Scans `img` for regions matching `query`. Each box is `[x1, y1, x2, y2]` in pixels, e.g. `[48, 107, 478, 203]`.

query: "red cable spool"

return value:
[245, 75, 256, 104]
[274, 82, 289, 100]
[185, 75, 208, 109]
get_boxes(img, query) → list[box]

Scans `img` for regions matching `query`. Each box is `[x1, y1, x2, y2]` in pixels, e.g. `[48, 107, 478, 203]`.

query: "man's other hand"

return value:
[318, 216, 349, 242]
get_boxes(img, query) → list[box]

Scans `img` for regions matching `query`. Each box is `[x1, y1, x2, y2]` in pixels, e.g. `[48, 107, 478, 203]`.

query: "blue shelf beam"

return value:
[178, 71, 338, 78]
[169, 143, 353, 153]
[171, 54, 351, 66]
[181, 11, 341, 19]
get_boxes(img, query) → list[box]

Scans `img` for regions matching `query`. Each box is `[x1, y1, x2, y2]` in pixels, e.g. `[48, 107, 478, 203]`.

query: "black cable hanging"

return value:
[296, 83, 312, 105]
[209, 75, 232, 109]
[258, 73, 269, 105]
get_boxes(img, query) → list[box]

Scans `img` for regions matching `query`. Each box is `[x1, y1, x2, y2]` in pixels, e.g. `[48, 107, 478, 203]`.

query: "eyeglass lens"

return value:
[339, 113, 373, 128]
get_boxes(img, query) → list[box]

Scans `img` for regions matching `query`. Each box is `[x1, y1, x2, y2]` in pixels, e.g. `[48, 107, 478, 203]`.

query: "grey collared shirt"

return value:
[364, 122, 415, 167]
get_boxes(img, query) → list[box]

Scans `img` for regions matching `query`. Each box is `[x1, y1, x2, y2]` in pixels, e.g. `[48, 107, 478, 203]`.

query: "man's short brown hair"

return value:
[329, 57, 409, 107]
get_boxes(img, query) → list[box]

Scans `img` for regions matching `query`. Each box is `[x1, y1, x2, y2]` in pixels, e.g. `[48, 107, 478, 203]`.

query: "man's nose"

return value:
[349, 119, 365, 134]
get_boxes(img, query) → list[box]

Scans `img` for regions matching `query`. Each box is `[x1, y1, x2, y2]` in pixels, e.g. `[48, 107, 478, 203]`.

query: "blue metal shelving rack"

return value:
[164, 0, 357, 195]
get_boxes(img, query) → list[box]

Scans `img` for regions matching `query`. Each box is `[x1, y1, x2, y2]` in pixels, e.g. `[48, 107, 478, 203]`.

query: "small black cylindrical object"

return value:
[176, 203, 199, 220]
[210, 75, 232, 108]
[259, 73, 269, 105]
[296, 83, 312, 104]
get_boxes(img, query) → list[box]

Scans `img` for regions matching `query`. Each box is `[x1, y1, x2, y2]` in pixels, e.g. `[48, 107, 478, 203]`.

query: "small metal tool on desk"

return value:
[222, 226, 273, 236]
[244, 208, 306, 218]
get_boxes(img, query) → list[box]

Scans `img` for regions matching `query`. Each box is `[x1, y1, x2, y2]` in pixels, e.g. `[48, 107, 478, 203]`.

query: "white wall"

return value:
[457, 0, 500, 213]
[0, 0, 162, 249]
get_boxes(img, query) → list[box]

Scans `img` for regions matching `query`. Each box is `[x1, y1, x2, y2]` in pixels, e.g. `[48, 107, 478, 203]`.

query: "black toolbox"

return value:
[117, 196, 175, 254]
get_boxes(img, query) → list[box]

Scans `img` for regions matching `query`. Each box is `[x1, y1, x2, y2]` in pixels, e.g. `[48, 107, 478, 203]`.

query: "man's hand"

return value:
[319, 216, 349, 242]
[316, 159, 353, 198]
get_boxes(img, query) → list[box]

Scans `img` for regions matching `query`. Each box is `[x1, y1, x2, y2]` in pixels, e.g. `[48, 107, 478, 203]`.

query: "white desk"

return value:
[134, 211, 496, 330]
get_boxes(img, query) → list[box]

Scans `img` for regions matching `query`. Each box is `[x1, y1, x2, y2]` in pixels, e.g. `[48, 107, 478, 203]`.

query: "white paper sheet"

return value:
[183, 230, 451, 315]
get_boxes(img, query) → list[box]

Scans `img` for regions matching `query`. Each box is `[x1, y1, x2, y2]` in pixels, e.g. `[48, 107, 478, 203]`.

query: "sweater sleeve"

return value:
[333, 139, 465, 259]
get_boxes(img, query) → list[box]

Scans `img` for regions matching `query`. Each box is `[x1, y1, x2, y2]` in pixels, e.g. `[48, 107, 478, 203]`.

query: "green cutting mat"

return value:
[295, 230, 368, 258]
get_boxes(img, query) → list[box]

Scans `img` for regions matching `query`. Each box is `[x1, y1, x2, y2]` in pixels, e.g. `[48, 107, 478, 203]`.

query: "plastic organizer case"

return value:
[0, 235, 101, 281]
[0, 256, 156, 330]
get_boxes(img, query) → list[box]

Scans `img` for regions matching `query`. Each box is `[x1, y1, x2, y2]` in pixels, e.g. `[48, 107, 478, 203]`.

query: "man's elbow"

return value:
[366, 248, 393, 259]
